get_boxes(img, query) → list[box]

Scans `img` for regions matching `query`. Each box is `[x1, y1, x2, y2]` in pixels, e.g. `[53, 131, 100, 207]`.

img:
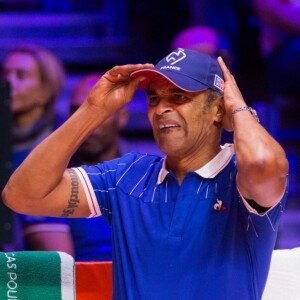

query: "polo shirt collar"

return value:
[157, 143, 234, 184]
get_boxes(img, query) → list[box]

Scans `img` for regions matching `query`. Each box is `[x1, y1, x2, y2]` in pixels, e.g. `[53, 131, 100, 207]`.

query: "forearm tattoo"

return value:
[61, 169, 80, 217]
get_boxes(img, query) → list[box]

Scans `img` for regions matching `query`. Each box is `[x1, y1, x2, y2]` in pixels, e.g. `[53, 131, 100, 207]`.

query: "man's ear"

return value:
[213, 97, 224, 123]
[213, 96, 233, 132]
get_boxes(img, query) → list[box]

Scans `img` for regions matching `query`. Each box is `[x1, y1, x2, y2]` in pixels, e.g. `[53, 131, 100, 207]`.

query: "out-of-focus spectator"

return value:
[69, 74, 131, 166]
[1, 43, 72, 253]
[170, 25, 233, 69]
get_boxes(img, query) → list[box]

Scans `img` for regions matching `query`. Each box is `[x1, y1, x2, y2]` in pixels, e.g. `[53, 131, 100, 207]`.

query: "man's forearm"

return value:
[232, 109, 288, 207]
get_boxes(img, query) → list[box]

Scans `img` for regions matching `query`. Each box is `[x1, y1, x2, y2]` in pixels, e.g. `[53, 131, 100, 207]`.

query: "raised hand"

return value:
[217, 56, 247, 131]
[86, 64, 154, 116]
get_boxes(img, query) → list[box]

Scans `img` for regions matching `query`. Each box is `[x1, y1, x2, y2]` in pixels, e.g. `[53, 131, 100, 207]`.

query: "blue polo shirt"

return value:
[75, 144, 288, 300]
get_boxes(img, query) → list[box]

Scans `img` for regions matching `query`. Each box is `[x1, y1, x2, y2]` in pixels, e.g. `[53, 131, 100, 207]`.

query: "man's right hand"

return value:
[85, 64, 153, 117]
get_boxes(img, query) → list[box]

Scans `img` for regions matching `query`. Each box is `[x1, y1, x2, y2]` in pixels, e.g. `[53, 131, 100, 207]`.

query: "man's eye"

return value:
[172, 94, 189, 103]
[147, 96, 160, 106]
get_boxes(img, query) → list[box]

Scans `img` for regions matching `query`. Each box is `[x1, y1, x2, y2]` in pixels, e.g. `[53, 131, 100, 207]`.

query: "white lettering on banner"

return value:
[5, 253, 18, 299]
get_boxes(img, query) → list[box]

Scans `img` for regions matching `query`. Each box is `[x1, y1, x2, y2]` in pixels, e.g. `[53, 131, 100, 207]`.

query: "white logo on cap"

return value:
[214, 74, 224, 92]
[166, 48, 186, 65]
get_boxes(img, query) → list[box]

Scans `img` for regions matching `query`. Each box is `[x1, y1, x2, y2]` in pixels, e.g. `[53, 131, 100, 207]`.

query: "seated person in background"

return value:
[3, 48, 289, 299]
[1, 43, 72, 253]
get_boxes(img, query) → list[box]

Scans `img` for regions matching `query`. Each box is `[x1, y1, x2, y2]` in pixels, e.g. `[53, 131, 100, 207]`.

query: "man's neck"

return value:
[166, 144, 221, 184]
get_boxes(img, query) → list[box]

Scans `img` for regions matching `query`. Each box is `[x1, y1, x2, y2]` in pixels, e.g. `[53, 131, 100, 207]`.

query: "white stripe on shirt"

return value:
[73, 167, 101, 218]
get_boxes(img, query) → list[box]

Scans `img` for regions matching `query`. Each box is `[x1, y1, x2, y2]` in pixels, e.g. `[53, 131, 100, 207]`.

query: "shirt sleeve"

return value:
[72, 167, 102, 218]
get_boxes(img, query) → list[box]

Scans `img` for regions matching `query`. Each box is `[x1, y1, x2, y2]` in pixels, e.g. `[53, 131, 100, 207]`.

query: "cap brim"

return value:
[130, 68, 208, 92]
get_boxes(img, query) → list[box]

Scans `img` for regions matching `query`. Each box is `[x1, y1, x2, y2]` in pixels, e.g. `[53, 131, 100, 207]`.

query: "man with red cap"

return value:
[3, 48, 288, 299]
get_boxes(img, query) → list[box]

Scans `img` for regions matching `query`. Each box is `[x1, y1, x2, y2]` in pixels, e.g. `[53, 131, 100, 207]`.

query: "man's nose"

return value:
[155, 99, 173, 115]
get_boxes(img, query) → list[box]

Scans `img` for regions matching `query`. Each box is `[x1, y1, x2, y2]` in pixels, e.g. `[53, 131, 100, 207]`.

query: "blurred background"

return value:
[0, 0, 299, 250]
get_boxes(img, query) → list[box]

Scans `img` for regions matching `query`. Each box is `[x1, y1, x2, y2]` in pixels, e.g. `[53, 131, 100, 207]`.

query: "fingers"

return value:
[108, 64, 154, 79]
[231, 74, 237, 84]
[218, 56, 239, 87]
[102, 64, 153, 88]
[217, 56, 232, 81]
